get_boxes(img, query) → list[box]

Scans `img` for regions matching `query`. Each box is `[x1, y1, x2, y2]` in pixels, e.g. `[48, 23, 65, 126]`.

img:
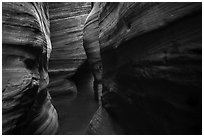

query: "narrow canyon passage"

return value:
[2, 2, 202, 135]
[51, 67, 98, 134]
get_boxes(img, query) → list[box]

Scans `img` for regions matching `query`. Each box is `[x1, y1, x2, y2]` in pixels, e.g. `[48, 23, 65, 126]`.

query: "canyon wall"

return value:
[87, 2, 202, 134]
[2, 2, 58, 134]
[83, 3, 103, 103]
[2, 2, 202, 135]
[48, 2, 91, 97]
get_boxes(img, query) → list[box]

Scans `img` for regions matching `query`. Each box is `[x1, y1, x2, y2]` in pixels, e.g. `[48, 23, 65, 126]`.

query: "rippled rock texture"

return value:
[2, 2, 58, 134]
[48, 2, 91, 97]
[2, 2, 202, 135]
[83, 3, 103, 103]
[87, 2, 202, 134]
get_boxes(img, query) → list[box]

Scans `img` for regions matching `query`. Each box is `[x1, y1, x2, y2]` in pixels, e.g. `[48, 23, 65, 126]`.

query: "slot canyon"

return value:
[2, 2, 202, 135]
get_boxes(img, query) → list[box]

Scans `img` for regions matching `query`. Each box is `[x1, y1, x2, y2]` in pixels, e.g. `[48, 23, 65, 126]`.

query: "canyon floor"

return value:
[51, 69, 98, 135]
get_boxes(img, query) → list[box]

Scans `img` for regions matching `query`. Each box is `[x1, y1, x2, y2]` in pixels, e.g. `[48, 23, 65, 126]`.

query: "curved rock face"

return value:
[3, 2, 202, 135]
[98, 2, 201, 51]
[83, 3, 101, 64]
[2, 2, 58, 134]
[48, 2, 91, 97]
[83, 3, 103, 103]
[87, 2, 202, 134]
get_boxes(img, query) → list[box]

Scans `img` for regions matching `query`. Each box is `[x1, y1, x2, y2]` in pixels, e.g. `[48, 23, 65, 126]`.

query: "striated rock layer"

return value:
[48, 2, 91, 97]
[83, 3, 103, 103]
[2, 2, 58, 134]
[98, 2, 201, 51]
[87, 2, 202, 134]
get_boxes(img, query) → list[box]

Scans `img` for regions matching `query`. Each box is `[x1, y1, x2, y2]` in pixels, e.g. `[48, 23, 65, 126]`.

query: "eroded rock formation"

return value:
[86, 2, 202, 134]
[48, 2, 91, 97]
[83, 2, 103, 103]
[2, 2, 58, 134]
[2, 2, 202, 135]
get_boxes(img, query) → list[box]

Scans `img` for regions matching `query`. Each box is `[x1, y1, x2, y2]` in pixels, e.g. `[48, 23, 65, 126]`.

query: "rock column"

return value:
[83, 3, 103, 104]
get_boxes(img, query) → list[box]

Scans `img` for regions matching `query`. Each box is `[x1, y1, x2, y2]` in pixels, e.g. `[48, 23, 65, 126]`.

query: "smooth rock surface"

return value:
[2, 2, 202, 135]
[51, 66, 98, 134]
[2, 2, 58, 134]
[98, 2, 201, 51]
[86, 2, 202, 134]
[48, 2, 92, 97]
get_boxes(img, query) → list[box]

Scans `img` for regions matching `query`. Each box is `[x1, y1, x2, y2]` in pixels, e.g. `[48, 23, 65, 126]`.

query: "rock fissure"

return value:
[2, 2, 202, 135]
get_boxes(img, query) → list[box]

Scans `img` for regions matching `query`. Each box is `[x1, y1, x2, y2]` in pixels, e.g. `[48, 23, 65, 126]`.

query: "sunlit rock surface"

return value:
[2, 2, 58, 134]
[86, 2, 202, 134]
[48, 2, 91, 97]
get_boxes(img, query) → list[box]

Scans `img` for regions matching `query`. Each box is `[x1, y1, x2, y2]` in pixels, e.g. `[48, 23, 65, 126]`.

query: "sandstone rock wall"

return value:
[98, 3, 201, 51]
[2, 2, 58, 134]
[83, 3, 103, 103]
[2, 2, 202, 135]
[48, 3, 91, 97]
[87, 2, 202, 134]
